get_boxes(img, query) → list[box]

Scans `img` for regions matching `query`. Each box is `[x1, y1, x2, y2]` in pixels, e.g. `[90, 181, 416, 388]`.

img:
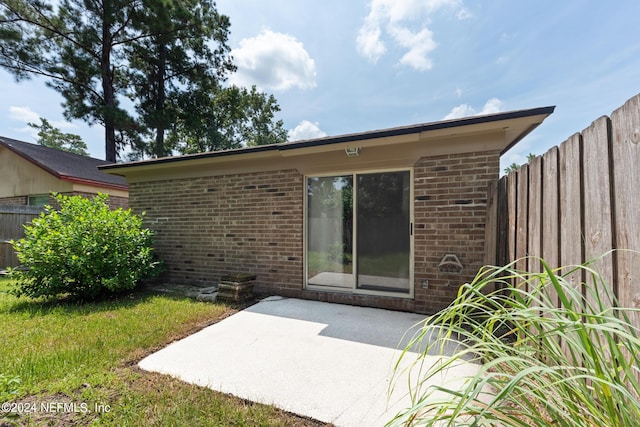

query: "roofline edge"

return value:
[99, 105, 556, 172]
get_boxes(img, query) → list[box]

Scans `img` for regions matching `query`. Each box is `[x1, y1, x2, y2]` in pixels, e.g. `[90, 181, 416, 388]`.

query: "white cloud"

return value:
[356, 25, 386, 63]
[8, 105, 77, 139]
[287, 120, 327, 142]
[356, 0, 466, 70]
[444, 104, 475, 120]
[229, 30, 316, 91]
[9, 105, 76, 129]
[391, 26, 437, 71]
[9, 106, 39, 124]
[443, 97, 504, 120]
[480, 98, 504, 114]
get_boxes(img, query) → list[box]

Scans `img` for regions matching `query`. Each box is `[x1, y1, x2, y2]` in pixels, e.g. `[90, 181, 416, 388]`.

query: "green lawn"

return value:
[0, 277, 323, 426]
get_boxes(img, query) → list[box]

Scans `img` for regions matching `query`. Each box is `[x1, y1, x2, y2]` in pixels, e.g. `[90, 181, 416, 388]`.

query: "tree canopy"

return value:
[28, 117, 89, 156]
[0, 0, 287, 162]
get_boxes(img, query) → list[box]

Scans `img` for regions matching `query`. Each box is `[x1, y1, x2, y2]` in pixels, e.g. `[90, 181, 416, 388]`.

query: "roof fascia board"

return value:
[278, 106, 554, 152]
[62, 175, 128, 191]
[99, 105, 555, 174]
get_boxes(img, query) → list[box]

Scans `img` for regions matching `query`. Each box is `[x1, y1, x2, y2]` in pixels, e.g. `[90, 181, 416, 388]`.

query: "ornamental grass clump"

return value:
[388, 258, 640, 426]
[9, 193, 161, 300]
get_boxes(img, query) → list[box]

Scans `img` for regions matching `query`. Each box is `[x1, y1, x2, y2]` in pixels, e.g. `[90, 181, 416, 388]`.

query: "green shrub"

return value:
[388, 257, 640, 426]
[9, 193, 161, 299]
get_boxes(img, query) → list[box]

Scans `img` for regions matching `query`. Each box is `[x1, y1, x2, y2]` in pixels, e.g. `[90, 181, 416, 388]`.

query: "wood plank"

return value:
[558, 133, 584, 294]
[611, 94, 640, 332]
[527, 156, 543, 276]
[507, 171, 518, 266]
[542, 146, 560, 307]
[582, 116, 615, 310]
[484, 180, 498, 266]
[558, 133, 584, 360]
[496, 177, 509, 267]
[515, 164, 529, 288]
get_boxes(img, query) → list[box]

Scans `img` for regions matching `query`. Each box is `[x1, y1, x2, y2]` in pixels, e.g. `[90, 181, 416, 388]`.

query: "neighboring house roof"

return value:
[0, 136, 127, 190]
[100, 106, 555, 177]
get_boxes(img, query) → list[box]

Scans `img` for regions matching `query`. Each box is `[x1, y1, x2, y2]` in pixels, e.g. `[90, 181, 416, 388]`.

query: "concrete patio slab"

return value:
[138, 296, 481, 426]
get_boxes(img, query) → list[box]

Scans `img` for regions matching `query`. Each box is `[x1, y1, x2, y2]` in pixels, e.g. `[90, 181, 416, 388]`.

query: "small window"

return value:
[27, 194, 50, 206]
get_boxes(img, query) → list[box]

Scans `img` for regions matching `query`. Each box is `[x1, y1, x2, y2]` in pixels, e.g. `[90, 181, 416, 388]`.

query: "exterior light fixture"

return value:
[345, 147, 361, 157]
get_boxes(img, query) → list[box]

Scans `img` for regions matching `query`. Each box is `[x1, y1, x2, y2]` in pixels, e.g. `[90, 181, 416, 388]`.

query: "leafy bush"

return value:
[389, 257, 640, 426]
[10, 193, 161, 299]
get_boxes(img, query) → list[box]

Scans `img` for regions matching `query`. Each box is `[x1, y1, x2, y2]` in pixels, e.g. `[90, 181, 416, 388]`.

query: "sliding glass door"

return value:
[306, 175, 354, 288]
[356, 171, 411, 293]
[306, 170, 411, 295]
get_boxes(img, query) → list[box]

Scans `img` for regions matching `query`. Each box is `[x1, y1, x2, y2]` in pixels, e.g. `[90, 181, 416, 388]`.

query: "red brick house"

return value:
[101, 107, 553, 313]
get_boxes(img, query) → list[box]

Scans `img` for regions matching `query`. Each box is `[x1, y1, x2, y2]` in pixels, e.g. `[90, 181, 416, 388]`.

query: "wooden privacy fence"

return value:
[0, 205, 43, 269]
[486, 93, 640, 330]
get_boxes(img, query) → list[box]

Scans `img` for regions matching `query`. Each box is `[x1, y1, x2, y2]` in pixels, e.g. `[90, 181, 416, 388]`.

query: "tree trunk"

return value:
[102, 0, 117, 163]
[154, 41, 167, 158]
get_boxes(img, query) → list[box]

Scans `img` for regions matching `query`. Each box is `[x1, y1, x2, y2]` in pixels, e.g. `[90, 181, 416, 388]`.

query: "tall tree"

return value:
[1, 0, 288, 161]
[174, 85, 287, 155]
[126, 0, 286, 158]
[126, 0, 235, 158]
[28, 117, 89, 155]
[0, 0, 140, 162]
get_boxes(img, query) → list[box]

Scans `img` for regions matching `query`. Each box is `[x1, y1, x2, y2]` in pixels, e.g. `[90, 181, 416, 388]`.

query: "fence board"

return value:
[582, 116, 615, 310]
[515, 165, 529, 287]
[611, 94, 640, 331]
[507, 171, 518, 267]
[527, 156, 542, 276]
[558, 133, 583, 291]
[496, 177, 508, 267]
[484, 181, 498, 266]
[539, 146, 560, 306]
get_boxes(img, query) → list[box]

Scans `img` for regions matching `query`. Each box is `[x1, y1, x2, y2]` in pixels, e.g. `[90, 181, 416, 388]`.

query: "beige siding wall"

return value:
[0, 147, 73, 197]
[0, 147, 128, 208]
[130, 150, 500, 313]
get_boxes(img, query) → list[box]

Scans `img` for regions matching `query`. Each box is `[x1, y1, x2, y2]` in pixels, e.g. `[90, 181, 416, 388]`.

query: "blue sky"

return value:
[1, 0, 639, 171]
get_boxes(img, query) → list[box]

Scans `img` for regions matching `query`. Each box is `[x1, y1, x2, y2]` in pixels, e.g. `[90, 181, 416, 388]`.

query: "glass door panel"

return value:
[356, 171, 411, 293]
[306, 176, 354, 288]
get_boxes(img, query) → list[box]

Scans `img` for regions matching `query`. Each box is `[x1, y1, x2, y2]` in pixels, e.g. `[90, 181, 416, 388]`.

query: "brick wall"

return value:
[68, 192, 129, 209]
[0, 196, 26, 205]
[0, 192, 128, 209]
[412, 150, 500, 312]
[130, 170, 304, 290]
[130, 151, 500, 314]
